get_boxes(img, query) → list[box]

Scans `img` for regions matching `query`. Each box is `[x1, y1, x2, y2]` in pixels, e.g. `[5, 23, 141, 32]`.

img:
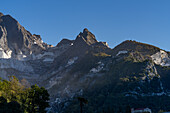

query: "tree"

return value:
[0, 96, 8, 112]
[0, 96, 22, 113]
[7, 101, 22, 113]
[0, 76, 50, 113]
[21, 78, 30, 88]
[77, 97, 88, 113]
[27, 85, 50, 113]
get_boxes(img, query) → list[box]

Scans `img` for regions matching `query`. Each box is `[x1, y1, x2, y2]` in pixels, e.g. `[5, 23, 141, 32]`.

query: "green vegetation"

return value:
[93, 52, 111, 57]
[0, 76, 49, 113]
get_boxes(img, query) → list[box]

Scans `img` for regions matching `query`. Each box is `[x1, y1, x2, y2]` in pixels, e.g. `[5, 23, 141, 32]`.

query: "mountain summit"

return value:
[0, 13, 50, 60]
[74, 28, 97, 46]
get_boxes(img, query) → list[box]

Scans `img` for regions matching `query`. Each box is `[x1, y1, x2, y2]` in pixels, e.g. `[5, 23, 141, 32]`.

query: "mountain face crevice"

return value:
[0, 12, 170, 113]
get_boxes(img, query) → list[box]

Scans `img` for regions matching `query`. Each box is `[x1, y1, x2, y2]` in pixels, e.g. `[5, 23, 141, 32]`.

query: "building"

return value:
[131, 108, 152, 113]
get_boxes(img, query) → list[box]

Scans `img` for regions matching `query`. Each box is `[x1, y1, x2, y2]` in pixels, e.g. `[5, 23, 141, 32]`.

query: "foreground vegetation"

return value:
[0, 76, 49, 113]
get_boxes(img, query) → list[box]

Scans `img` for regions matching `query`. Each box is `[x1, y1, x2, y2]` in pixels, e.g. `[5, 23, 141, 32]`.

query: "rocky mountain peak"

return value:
[83, 28, 91, 34]
[0, 13, 50, 60]
[74, 28, 98, 46]
[82, 28, 97, 43]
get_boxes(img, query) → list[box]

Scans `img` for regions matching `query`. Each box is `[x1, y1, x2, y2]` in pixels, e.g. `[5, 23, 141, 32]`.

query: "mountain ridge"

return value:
[0, 12, 170, 113]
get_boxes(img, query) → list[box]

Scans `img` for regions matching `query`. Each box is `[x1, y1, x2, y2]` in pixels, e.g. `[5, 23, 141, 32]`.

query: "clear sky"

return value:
[0, 0, 170, 51]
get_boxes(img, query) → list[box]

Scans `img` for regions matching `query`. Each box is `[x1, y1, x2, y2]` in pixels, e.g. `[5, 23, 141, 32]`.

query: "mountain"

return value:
[0, 12, 170, 112]
[0, 13, 52, 60]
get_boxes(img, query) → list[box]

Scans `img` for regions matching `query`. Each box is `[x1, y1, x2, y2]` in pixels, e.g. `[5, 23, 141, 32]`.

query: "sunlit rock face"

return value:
[151, 50, 170, 66]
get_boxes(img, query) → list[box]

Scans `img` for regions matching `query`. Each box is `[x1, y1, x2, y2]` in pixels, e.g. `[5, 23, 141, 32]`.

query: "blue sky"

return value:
[1, 0, 170, 51]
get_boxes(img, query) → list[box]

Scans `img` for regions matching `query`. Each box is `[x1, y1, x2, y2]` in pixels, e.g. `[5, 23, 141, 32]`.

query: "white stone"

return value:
[116, 50, 128, 56]
[0, 49, 12, 59]
[66, 57, 78, 67]
[151, 50, 170, 66]
[0, 59, 34, 72]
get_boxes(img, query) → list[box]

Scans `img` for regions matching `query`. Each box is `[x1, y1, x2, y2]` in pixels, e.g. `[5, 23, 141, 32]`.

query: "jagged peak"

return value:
[0, 12, 51, 59]
[75, 28, 97, 45]
[82, 28, 96, 40]
[82, 28, 93, 35]
[83, 28, 89, 33]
